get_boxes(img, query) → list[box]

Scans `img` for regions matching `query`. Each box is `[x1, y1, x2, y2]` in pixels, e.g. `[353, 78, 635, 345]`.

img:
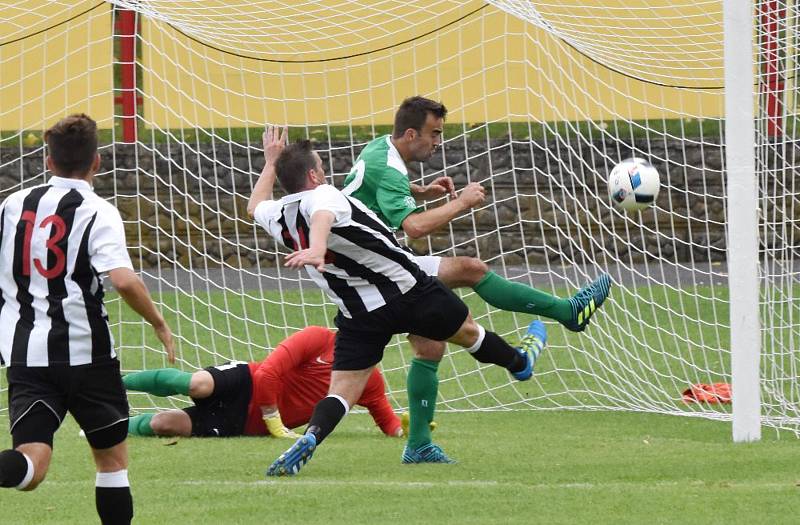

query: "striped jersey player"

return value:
[0, 114, 173, 525]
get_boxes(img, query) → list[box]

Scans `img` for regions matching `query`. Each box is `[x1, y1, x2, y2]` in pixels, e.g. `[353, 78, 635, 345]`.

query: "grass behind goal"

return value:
[112, 283, 734, 416]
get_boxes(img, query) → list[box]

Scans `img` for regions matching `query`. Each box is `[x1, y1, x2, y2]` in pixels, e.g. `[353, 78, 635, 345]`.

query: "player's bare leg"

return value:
[0, 405, 59, 491]
[148, 410, 193, 437]
[0, 442, 51, 491]
[91, 439, 133, 524]
[187, 370, 214, 398]
[436, 256, 488, 288]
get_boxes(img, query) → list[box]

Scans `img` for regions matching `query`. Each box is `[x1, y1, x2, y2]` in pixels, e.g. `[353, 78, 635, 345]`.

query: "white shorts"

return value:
[414, 255, 442, 277]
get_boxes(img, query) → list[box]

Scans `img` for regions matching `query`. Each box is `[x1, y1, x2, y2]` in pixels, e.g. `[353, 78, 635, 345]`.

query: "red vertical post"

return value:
[758, 0, 785, 138]
[118, 9, 137, 143]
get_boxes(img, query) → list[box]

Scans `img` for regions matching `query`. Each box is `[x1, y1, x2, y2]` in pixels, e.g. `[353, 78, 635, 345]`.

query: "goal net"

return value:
[1, 1, 798, 436]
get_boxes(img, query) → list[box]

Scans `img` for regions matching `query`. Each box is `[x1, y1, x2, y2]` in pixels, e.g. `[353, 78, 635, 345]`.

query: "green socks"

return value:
[122, 368, 192, 397]
[474, 271, 572, 323]
[406, 358, 439, 450]
[128, 414, 156, 436]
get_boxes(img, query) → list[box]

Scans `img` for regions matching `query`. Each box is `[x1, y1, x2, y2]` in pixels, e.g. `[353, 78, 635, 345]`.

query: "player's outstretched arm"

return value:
[247, 125, 287, 217]
[108, 267, 175, 362]
[401, 182, 486, 239]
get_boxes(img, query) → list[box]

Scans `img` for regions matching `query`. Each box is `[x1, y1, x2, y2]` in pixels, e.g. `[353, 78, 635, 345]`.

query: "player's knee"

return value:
[95, 456, 128, 473]
[462, 257, 488, 285]
[408, 336, 445, 361]
[448, 315, 480, 347]
[188, 370, 214, 398]
[149, 413, 172, 435]
[12, 442, 53, 491]
[17, 454, 49, 491]
[440, 257, 488, 288]
[149, 412, 191, 437]
[90, 434, 129, 473]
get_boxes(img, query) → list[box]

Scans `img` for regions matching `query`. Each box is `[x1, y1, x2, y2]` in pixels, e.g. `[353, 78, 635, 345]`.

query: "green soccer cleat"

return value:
[401, 443, 456, 464]
[561, 274, 612, 332]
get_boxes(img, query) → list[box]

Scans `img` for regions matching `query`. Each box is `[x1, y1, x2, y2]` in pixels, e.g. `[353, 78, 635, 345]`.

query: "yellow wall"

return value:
[140, 3, 723, 129]
[0, 2, 114, 131]
[0, 2, 725, 131]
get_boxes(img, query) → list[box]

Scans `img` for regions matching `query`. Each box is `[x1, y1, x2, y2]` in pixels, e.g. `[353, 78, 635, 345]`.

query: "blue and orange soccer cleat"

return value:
[561, 274, 612, 332]
[401, 443, 456, 464]
[267, 433, 317, 477]
[511, 320, 547, 381]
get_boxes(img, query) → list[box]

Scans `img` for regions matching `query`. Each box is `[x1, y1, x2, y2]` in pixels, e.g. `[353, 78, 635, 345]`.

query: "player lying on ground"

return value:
[247, 128, 547, 475]
[0, 114, 175, 525]
[123, 326, 409, 439]
[341, 96, 611, 458]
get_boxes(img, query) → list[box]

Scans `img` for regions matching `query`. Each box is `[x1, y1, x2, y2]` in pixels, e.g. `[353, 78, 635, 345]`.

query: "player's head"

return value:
[44, 113, 100, 179]
[275, 140, 326, 194]
[392, 96, 447, 162]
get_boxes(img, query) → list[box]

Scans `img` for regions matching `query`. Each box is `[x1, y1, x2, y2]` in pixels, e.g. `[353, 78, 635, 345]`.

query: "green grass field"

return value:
[0, 411, 798, 524]
[2, 285, 799, 523]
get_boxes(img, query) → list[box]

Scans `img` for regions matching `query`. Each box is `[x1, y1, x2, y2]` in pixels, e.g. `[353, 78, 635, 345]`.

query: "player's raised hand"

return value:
[263, 125, 288, 166]
[457, 182, 486, 209]
[284, 249, 326, 272]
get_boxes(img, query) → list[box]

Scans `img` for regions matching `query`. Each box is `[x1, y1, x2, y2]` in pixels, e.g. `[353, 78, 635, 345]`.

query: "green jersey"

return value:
[342, 135, 419, 230]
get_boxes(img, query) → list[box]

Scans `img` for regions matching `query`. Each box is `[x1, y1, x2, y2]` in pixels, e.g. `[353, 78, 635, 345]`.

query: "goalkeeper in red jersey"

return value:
[123, 326, 403, 438]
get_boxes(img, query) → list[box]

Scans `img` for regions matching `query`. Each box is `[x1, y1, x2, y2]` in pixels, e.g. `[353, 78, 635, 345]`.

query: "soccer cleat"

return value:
[561, 274, 612, 332]
[266, 433, 317, 477]
[511, 320, 547, 381]
[401, 443, 456, 464]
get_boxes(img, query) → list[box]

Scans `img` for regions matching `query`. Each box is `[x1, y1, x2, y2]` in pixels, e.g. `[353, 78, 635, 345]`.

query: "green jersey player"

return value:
[343, 96, 611, 459]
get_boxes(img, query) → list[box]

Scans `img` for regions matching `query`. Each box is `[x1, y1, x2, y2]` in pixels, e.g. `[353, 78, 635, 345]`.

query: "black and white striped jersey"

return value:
[254, 184, 425, 318]
[0, 176, 133, 367]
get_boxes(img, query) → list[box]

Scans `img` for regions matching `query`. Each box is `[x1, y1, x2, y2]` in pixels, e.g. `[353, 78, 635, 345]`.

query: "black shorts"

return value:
[7, 359, 129, 449]
[183, 362, 252, 437]
[333, 276, 469, 370]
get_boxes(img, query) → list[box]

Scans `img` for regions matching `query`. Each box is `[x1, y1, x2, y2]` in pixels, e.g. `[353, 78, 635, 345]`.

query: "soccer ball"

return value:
[607, 157, 660, 211]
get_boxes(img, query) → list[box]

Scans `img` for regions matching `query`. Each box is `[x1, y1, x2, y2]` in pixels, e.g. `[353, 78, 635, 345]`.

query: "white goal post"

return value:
[724, 0, 761, 442]
[1, 1, 798, 441]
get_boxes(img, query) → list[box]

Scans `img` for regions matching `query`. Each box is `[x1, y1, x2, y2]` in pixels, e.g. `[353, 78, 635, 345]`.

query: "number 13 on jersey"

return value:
[20, 210, 67, 279]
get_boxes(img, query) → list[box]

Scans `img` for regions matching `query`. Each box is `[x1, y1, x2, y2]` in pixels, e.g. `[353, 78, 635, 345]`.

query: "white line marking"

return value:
[40, 479, 798, 490]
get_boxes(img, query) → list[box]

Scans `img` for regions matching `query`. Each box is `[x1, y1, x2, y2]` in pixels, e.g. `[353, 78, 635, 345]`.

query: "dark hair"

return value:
[392, 96, 448, 138]
[275, 140, 318, 194]
[44, 113, 98, 177]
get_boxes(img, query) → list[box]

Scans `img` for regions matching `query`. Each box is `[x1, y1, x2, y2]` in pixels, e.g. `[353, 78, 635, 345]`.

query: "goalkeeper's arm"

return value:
[260, 406, 299, 439]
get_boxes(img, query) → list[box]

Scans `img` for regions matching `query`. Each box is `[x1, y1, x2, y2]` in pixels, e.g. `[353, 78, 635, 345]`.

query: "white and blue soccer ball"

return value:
[607, 157, 660, 211]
